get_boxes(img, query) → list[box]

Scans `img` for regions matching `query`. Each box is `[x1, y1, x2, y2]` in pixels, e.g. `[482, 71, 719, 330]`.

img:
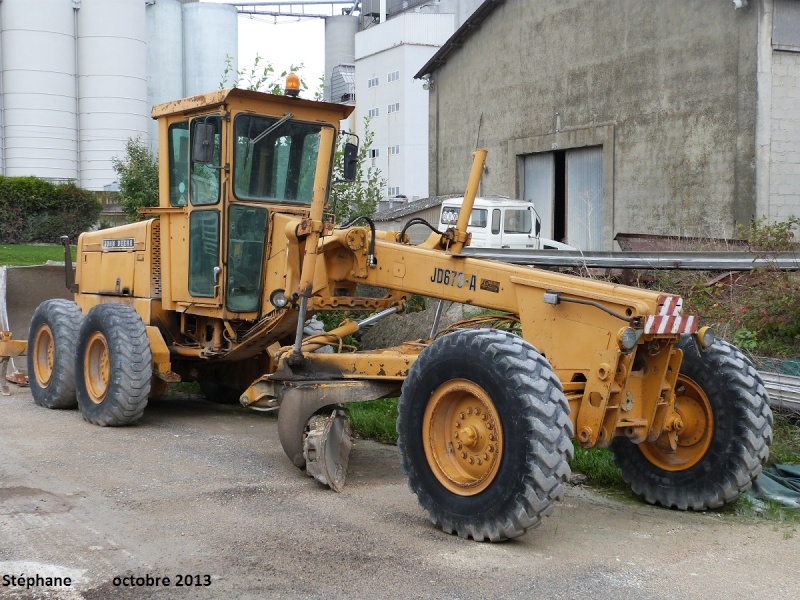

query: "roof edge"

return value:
[414, 0, 505, 80]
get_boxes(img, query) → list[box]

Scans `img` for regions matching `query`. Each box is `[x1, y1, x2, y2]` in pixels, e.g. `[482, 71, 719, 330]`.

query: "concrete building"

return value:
[416, 0, 800, 250]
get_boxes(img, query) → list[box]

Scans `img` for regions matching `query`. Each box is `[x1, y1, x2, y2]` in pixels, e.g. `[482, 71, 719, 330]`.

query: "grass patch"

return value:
[346, 398, 398, 444]
[569, 442, 626, 488]
[0, 244, 76, 266]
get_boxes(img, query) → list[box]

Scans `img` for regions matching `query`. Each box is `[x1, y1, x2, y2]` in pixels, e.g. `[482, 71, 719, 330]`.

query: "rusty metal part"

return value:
[421, 379, 503, 496]
[275, 379, 400, 468]
[303, 409, 352, 492]
[638, 374, 714, 471]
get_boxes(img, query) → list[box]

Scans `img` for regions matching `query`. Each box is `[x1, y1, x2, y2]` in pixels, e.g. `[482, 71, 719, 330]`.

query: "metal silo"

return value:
[324, 15, 358, 102]
[77, 0, 148, 191]
[182, 2, 238, 97]
[0, 0, 78, 180]
[146, 0, 184, 154]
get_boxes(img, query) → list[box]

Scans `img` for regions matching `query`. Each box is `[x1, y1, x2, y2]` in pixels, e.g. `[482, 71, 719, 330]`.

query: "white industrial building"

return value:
[0, 0, 237, 191]
[324, 0, 483, 202]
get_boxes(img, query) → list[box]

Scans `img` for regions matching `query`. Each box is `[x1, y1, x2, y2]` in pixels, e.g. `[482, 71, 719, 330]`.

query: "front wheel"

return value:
[397, 329, 574, 542]
[610, 336, 773, 510]
[75, 304, 152, 426]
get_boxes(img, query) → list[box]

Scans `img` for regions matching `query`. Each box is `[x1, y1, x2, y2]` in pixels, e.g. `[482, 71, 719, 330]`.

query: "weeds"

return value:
[346, 398, 398, 444]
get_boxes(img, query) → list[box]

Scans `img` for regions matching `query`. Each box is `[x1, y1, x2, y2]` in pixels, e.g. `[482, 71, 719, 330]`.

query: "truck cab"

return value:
[438, 196, 575, 250]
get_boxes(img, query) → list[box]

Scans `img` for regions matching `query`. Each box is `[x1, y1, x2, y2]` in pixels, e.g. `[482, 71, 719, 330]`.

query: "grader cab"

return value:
[20, 86, 772, 541]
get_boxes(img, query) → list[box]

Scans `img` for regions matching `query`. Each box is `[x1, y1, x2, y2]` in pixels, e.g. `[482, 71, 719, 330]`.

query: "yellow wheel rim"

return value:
[422, 379, 503, 496]
[639, 374, 714, 471]
[84, 332, 110, 404]
[33, 324, 55, 387]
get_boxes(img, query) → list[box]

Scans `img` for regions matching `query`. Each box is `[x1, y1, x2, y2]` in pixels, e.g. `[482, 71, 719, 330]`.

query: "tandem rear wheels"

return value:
[28, 301, 153, 426]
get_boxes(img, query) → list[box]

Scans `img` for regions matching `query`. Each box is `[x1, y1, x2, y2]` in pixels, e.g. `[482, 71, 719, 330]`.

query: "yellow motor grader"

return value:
[14, 85, 772, 541]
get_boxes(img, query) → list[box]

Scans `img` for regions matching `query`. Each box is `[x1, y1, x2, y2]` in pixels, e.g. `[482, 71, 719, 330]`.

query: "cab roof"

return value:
[151, 87, 355, 120]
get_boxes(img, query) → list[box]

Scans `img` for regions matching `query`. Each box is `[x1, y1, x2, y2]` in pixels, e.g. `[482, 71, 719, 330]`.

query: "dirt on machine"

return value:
[0, 84, 773, 542]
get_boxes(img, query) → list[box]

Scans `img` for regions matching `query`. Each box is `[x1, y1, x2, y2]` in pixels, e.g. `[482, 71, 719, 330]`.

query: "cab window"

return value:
[168, 122, 189, 206]
[190, 116, 221, 206]
[233, 114, 329, 204]
[503, 209, 532, 234]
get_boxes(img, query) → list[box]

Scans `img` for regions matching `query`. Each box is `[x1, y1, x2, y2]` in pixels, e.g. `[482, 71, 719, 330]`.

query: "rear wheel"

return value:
[27, 299, 84, 409]
[397, 329, 573, 541]
[610, 336, 773, 510]
[76, 304, 151, 426]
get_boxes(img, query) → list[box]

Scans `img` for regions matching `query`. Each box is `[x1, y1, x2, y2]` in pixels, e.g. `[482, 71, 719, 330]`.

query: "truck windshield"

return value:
[440, 207, 488, 228]
[233, 114, 329, 204]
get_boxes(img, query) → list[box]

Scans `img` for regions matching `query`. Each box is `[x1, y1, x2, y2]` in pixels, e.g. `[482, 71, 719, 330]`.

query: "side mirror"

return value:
[192, 122, 215, 164]
[343, 142, 358, 181]
[535, 216, 541, 237]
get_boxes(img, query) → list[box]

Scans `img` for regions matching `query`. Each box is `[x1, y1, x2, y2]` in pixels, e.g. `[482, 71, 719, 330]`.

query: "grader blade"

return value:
[303, 409, 353, 492]
[0, 264, 72, 381]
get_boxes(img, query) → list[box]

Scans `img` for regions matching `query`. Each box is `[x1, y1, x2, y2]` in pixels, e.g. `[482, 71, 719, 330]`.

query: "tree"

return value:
[111, 137, 159, 221]
[220, 54, 312, 96]
[331, 118, 385, 224]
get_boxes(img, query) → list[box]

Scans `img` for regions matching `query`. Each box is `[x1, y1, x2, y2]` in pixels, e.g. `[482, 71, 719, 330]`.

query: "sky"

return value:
[202, 1, 332, 97]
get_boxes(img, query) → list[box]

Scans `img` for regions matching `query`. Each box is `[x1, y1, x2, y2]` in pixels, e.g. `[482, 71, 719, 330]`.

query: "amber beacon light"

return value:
[285, 73, 301, 97]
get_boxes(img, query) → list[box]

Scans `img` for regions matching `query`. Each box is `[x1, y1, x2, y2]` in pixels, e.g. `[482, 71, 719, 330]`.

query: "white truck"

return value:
[438, 196, 575, 250]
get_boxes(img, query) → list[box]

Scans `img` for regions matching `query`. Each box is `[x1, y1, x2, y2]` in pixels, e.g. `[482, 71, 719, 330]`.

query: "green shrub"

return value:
[0, 176, 102, 244]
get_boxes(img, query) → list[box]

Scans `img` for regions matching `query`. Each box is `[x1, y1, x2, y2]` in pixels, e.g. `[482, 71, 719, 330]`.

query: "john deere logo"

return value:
[102, 238, 135, 250]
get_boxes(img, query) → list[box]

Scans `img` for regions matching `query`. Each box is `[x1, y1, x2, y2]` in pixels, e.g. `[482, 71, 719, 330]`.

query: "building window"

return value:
[389, 145, 400, 155]
[387, 102, 400, 114]
[368, 107, 379, 118]
[388, 186, 400, 196]
[369, 149, 379, 159]
[387, 70, 400, 83]
[367, 76, 380, 88]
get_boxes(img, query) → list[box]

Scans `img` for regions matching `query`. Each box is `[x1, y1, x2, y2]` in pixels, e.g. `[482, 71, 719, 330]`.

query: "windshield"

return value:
[233, 114, 330, 204]
[440, 207, 488, 228]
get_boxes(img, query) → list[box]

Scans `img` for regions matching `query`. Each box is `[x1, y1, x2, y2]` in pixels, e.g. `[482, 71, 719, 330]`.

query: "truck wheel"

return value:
[75, 304, 152, 426]
[27, 299, 84, 409]
[397, 329, 574, 541]
[610, 336, 773, 510]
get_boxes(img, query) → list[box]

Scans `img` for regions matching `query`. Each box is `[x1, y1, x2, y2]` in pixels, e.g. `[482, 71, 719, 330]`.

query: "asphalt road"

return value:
[1, 386, 797, 599]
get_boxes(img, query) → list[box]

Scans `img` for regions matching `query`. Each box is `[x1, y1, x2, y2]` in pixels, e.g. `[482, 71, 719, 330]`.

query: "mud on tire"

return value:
[27, 299, 85, 409]
[610, 336, 773, 510]
[75, 304, 151, 426]
[397, 329, 574, 542]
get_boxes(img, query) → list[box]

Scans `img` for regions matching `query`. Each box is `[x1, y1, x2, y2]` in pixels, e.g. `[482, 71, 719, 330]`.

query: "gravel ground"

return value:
[1, 385, 797, 599]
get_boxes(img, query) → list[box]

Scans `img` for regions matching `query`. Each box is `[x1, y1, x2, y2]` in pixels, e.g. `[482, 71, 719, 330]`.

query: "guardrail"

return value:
[761, 372, 800, 414]
[461, 248, 800, 271]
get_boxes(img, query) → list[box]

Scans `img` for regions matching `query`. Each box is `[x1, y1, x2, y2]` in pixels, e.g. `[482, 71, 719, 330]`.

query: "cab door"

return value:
[163, 115, 224, 306]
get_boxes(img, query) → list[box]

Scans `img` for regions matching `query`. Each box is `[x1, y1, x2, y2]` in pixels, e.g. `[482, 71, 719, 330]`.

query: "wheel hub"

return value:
[422, 379, 503, 496]
[33, 324, 55, 387]
[84, 332, 110, 404]
[640, 375, 714, 471]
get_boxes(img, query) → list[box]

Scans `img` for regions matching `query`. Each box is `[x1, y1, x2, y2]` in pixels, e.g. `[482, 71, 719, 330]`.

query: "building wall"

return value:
[427, 0, 759, 248]
[355, 12, 454, 200]
[767, 52, 800, 221]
